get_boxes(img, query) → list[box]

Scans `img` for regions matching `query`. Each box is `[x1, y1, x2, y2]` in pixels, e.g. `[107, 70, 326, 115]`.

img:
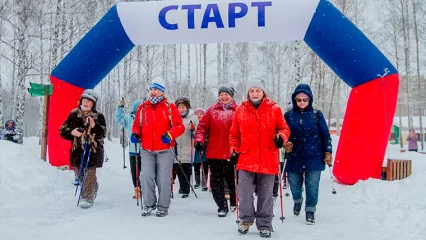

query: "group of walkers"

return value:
[56, 76, 334, 238]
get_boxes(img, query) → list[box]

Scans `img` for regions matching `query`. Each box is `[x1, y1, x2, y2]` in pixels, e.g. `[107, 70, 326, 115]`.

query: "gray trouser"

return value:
[238, 170, 275, 231]
[141, 149, 174, 211]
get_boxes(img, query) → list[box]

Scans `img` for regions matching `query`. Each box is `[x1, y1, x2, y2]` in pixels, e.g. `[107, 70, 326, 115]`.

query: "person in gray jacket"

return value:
[173, 97, 199, 198]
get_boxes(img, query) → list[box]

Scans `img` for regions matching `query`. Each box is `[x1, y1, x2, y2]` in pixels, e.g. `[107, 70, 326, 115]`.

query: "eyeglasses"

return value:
[296, 98, 309, 103]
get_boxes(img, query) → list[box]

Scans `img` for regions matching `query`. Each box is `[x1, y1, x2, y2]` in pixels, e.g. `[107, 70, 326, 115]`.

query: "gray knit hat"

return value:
[80, 89, 98, 103]
[246, 77, 267, 94]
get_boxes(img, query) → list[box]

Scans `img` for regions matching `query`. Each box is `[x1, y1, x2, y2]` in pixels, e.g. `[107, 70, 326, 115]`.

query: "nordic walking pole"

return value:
[328, 164, 337, 194]
[77, 143, 92, 206]
[135, 143, 143, 209]
[234, 166, 240, 224]
[278, 159, 285, 222]
[200, 151, 207, 188]
[169, 146, 198, 199]
[122, 128, 127, 169]
[74, 128, 88, 194]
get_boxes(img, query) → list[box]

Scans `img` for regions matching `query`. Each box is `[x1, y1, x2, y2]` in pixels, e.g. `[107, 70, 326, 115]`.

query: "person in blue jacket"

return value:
[115, 98, 143, 199]
[283, 84, 333, 225]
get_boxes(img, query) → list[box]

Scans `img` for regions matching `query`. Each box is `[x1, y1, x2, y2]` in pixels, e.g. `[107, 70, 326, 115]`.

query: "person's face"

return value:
[7, 121, 13, 128]
[149, 88, 164, 97]
[296, 96, 309, 110]
[196, 112, 204, 120]
[81, 99, 94, 111]
[248, 88, 264, 102]
[177, 104, 188, 115]
[219, 92, 232, 105]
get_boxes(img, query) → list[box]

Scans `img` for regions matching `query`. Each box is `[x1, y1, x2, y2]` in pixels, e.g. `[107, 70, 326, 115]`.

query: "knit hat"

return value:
[149, 77, 166, 93]
[80, 89, 98, 103]
[175, 97, 191, 109]
[246, 77, 267, 94]
[194, 108, 205, 115]
[218, 86, 235, 98]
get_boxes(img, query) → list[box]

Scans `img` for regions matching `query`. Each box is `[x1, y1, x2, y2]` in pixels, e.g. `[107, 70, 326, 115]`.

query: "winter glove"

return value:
[161, 132, 173, 145]
[130, 133, 140, 143]
[229, 150, 239, 166]
[324, 152, 333, 166]
[194, 141, 204, 151]
[284, 141, 293, 153]
[5, 134, 14, 141]
[189, 121, 195, 132]
[274, 134, 284, 148]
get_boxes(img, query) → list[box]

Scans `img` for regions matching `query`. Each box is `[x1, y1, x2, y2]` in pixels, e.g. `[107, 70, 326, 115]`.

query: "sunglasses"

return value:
[296, 98, 309, 103]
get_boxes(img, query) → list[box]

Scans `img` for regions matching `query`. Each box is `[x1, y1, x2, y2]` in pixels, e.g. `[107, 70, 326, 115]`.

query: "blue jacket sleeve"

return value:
[114, 107, 133, 133]
[316, 110, 332, 153]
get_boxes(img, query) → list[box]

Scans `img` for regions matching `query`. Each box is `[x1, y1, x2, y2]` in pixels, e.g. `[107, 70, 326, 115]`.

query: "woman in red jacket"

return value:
[131, 78, 184, 217]
[229, 78, 290, 238]
[194, 86, 237, 217]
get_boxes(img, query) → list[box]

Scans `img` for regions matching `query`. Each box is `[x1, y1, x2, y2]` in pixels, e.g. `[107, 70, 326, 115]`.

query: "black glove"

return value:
[5, 134, 14, 141]
[194, 142, 203, 151]
[274, 134, 284, 148]
[229, 150, 239, 166]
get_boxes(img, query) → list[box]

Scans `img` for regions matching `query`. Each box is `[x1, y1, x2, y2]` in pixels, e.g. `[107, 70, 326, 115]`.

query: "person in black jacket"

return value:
[60, 89, 107, 209]
[284, 84, 332, 224]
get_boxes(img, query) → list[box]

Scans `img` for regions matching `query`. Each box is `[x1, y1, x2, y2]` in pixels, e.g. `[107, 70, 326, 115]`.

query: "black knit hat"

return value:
[218, 86, 235, 98]
[175, 97, 191, 109]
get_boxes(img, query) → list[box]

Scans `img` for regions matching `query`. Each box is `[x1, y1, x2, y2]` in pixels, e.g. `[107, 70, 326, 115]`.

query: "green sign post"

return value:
[28, 83, 53, 161]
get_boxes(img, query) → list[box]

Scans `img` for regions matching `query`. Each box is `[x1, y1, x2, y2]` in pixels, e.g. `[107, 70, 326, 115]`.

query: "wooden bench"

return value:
[382, 159, 412, 181]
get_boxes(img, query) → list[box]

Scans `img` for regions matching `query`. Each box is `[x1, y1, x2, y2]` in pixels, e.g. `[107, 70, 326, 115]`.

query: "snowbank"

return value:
[0, 140, 72, 209]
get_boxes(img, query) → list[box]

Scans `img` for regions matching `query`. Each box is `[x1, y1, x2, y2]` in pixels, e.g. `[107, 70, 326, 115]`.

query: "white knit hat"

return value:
[246, 77, 267, 94]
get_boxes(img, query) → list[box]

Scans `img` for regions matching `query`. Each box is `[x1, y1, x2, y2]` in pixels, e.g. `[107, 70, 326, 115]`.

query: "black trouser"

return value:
[173, 163, 192, 194]
[130, 155, 142, 188]
[209, 159, 236, 211]
[273, 162, 285, 197]
[193, 162, 209, 187]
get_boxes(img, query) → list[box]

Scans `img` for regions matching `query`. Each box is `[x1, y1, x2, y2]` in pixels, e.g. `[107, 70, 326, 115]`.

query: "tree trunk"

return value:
[412, 0, 424, 150]
[59, 0, 67, 60]
[217, 43, 222, 86]
[50, 0, 62, 72]
[201, 44, 208, 108]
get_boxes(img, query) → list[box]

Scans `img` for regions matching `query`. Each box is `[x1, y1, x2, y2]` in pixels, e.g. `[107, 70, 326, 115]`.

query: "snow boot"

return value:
[230, 206, 237, 212]
[202, 187, 208, 192]
[306, 212, 315, 225]
[182, 194, 189, 198]
[293, 198, 303, 216]
[217, 208, 229, 218]
[79, 199, 93, 209]
[238, 222, 253, 234]
[156, 210, 168, 217]
[259, 230, 272, 238]
[141, 206, 156, 217]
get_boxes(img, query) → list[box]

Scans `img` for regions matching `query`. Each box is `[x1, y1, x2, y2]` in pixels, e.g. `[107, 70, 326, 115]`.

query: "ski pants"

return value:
[130, 155, 142, 188]
[141, 149, 174, 211]
[173, 163, 192, 195]
[238, 170, 275, 231]
[209, 159, 236, 211]
[273, 162, 286, 197]
[193, 162, 209, 187]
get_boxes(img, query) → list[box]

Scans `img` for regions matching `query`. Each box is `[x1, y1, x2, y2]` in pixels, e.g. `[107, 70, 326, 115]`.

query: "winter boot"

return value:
[79, 199, 93, 209]
[194, 173, 201, 189]
[306, 212, 315, 225]
[238, 222, 253, 234]
[156, 210, 168, 217]
[230, 205, 237, 212]
[217, 208, 229, 218]
[141, 205, 156, 217]
[293, 198, 303, 216]
[182, 194, 189, 198]
[259, 230, 272, 238]
[202, 187, 208, 192]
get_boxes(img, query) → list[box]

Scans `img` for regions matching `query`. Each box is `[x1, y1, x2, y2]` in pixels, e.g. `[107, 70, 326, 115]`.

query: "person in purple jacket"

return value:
[406, 128, 418, 152]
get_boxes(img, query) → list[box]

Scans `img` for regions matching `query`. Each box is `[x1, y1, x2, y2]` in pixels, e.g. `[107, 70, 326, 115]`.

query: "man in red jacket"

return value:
[131, 78, 184, 217]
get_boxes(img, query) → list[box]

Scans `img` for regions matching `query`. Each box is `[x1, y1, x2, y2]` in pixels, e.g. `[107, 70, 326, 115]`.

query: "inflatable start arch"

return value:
[49, 0, 399, 185]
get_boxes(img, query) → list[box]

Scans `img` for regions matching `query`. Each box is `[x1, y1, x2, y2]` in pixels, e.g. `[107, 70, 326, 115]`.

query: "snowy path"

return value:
[1, 138, 425, 240]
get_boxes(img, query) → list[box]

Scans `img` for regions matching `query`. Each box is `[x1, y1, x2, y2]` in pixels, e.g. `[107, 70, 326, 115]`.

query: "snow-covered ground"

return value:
[1, 136, 425, 240]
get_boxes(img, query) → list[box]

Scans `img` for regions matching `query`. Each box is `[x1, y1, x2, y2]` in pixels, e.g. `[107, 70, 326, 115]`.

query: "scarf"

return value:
[149, 95, 165, 105]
